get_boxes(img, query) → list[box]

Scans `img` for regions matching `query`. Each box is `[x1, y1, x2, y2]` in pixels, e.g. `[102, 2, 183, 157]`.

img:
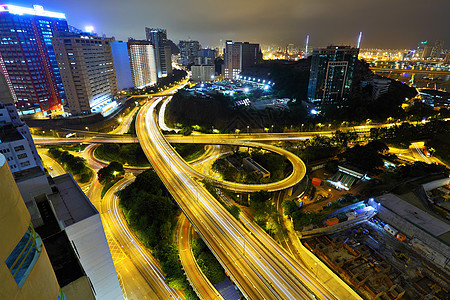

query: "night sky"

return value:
[17, 0, 450, 49]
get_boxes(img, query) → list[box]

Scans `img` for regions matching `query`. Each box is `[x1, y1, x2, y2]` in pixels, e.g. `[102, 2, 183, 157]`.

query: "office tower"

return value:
[196, 48, 216, 65]
[430, 40, 444, 59]
[422, 45, 433, 59]
[127, 40, 158, 89]
[199, 48, 216, 59]
[0, 153, 63, 300]
[307, 45, 359, 105]
[52, 32, 118, 115]
[416, 41, 428, 58]
[179, 40, 201, 65]
[145, 28, 172, 78]
[223, 40, 263, 79]
[0, 4, 69, 115]
[111, 41, 134, 90]
[191, 65, 215, 82]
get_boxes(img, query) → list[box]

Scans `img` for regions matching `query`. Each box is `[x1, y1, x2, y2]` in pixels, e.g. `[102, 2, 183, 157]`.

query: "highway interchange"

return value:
[35, 81, 445, 299]
[136, 96, 360, 299]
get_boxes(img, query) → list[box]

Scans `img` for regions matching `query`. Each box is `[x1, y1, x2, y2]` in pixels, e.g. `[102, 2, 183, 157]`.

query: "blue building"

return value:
[0, 4, 69, 114]
[111, 41, 133, 90]
[307, 45, 359, 105]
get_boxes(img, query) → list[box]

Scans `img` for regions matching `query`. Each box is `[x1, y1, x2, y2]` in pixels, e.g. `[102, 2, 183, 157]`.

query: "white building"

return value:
[128, 40, 158, 89]
[0, 74, 43, 175]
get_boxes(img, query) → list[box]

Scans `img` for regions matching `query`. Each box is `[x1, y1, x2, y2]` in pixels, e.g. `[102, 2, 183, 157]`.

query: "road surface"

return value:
[137, 97, 360, 300]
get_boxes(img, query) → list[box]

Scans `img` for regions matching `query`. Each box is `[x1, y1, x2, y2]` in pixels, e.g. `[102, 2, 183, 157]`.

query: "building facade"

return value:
[179, 40, 200, 66]
[430, 40, 444, 59]
[110, 41, 133, 90]
[0, 4, 69, 114]
[1, 73, 43, 175]
[224, 41, 262, 79]
[0, 153, 63, 300]
[146, 28, 172, 78]
[307, 45, 359, 105]
[52, 32, 118, 115]
[127, 40, 158, 89]
[191, 65, 215, 82]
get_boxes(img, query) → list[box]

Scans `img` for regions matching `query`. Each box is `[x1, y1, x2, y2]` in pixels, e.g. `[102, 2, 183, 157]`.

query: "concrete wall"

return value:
[65, 214, 123, 300]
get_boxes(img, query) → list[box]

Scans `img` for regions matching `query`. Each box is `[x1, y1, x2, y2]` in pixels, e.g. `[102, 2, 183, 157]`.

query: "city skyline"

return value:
[10, 0, 449, 50]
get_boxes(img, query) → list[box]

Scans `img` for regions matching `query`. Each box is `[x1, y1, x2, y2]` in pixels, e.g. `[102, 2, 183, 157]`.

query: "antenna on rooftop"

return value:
[357, 32, 363, 49]
[305, 34, 310, 56]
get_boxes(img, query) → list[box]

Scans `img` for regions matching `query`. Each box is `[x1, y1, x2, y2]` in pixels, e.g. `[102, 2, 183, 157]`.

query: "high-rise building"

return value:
[430, 40, 444, 59]
[416, 41, 428, 58]
[127, 40, 158, 89]
[0, 152, 63, 300]
[145, 28, 172, 78]
[191, 65, 215, 82]
[1, 75, 121, 298]
[0, 73, 43, 176]
[422, 45, 433, 59]
[196, 48, 216, 65]
[52, 32, 118, 115]
[307, 45, 359, 105]
[111, 41, 134, 90]
[0, 4, 69, 114]
[179, 40, 201, 65]
[224, 40, 263, 79]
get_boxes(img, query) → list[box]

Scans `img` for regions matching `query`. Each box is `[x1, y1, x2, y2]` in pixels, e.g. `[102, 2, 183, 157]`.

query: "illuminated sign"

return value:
[0, 5, 66, 19]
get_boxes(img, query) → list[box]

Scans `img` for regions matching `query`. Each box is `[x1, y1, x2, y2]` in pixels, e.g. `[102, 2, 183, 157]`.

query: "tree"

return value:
[250, 191, 271, 205]
[180, 126, 192, 136]
[282, 200, 298, 217]
[97, 161, 124, 184]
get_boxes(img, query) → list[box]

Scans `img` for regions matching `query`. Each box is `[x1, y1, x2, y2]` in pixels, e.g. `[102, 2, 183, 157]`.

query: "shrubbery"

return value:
[95, 143, 150, 167]
[47, 147, 93, 183]
[119, 170, 198, 299]
[191, 238, 225, 284]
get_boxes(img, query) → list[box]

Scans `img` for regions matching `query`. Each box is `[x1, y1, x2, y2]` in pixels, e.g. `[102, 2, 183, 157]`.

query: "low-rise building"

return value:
[369, 193, 450, 270]
[242, 157, 270, 178]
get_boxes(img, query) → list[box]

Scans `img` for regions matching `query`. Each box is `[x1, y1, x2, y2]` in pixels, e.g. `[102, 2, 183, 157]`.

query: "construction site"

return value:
[304, 220, 449, 299]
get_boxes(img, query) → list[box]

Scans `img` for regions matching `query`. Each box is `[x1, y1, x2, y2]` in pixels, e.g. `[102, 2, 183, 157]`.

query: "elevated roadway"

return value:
[370, 67, 450, 76]
[137, 97, 361, 299]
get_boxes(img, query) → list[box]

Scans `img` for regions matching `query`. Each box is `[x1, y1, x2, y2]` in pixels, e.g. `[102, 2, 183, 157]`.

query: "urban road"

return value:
[135, 96, 360, 299]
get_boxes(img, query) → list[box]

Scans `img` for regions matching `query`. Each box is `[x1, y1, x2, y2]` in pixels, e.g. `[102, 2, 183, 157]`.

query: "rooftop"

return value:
[375, 193, 450, 243]
[0, 125, 24, 143]
[50, 173, 97, 226]
[0, 5, 65, 19]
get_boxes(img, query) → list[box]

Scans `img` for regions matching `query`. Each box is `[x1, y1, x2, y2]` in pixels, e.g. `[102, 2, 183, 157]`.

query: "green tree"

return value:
[97, 161, 124, 184]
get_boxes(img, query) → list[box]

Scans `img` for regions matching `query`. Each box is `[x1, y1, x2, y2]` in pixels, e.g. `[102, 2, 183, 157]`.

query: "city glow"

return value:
[1, 4, 66, 19]
[85, 26, 94, 33]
